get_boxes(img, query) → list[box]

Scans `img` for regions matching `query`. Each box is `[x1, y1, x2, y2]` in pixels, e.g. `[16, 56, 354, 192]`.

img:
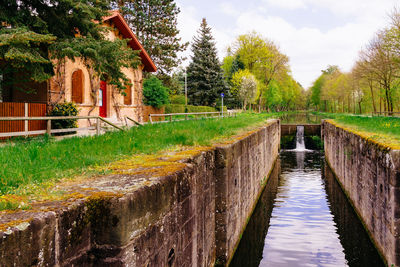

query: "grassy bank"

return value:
[0, 113, 277, 196]
[316, 112, 400, 149]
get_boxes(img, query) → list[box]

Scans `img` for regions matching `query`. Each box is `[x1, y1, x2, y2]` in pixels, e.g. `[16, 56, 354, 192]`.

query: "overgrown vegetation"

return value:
[0, 113, 276, 195]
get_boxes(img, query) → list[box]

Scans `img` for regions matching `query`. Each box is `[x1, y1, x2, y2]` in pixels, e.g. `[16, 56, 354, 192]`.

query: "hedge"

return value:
[165, 104, 218, 114]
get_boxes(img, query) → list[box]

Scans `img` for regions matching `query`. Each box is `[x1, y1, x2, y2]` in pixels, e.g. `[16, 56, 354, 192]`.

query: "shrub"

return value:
[49, 102, 79, 130]
[170, 95, 186, 105]
[143, 76, 169, 108]
[165, 104, 217, 114]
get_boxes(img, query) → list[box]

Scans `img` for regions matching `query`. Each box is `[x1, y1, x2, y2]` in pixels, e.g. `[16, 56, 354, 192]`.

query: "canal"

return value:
[230, 131, 385, 266]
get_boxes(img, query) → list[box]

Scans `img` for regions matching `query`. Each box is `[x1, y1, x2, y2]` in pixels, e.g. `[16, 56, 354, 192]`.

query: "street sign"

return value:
[221, 93, 225, 98]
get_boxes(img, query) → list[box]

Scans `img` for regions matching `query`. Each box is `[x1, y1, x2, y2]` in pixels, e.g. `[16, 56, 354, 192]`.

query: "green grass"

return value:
[315, 112, 400, 148]
[0, 113, 277, 195]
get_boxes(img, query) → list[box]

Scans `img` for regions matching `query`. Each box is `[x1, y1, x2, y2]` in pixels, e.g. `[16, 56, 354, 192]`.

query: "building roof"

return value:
[103, 11, 157, 73]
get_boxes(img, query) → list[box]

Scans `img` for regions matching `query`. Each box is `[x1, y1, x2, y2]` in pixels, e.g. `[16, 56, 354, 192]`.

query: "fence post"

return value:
[46, 119, 51, 136]
[170, 115, 172, 122]
[96, 117, 100, 135]
[149, 114, 153, 124]
[24, 103, 28, 136]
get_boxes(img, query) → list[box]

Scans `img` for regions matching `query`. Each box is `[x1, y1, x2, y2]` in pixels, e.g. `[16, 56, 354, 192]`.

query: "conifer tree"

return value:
[117, 0, 188, 75]
[186, 18, 226, 106]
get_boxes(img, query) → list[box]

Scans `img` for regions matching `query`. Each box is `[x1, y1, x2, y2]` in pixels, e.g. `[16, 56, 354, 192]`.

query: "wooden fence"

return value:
[0, 103, 47, 138]
[0, 116, 125, 138]
[143, 106, 165, 122]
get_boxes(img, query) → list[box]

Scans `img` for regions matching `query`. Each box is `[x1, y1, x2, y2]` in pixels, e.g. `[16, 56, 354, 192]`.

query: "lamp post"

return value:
[221, 93, 224, 117]
[184, 69, 188, 111]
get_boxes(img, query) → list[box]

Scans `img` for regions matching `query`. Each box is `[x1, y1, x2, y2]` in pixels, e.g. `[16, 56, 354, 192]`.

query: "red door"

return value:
[99, 81, 107, 117]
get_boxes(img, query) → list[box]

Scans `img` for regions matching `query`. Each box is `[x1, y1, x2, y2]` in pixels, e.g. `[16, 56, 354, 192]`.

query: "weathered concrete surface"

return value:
[0, 119, 280, 267]
[281, 124, 321, 136]
[323, 120, 400, 266]
[215, 121, 280, 265]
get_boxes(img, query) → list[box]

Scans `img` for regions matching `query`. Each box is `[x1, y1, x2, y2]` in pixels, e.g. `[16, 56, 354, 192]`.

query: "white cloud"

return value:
[263, 0, 306, 9]
[176, 4, 199, 63]
[219, 2, 240, 16]
[233, 11, 381, 87]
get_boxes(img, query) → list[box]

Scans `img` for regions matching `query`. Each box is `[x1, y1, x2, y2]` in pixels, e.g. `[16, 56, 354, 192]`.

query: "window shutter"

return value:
[124, 84, 132, 105]
[72, 70, 83, 104]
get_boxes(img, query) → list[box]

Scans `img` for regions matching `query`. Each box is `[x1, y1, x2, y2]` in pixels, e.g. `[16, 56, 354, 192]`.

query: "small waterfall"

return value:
[295, 125, 306, 151]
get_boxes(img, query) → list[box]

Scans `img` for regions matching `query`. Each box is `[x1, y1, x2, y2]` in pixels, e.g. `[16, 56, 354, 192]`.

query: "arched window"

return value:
[124, 82, 132, 105]
[71, 69, 84, 104]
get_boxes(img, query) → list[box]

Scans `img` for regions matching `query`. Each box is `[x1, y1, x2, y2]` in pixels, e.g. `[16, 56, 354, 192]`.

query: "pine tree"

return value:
[186, 18, 226, 106]
[118, 0, 188, 75]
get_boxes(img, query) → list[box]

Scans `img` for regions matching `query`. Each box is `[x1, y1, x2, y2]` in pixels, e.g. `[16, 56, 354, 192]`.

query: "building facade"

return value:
[0, 11, 156, 126]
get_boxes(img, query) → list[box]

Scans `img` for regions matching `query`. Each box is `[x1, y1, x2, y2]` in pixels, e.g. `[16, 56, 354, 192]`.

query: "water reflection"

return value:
[229, 151, 384, 267]
[279, 113, 325, 124]
[323, 164, 385, 267]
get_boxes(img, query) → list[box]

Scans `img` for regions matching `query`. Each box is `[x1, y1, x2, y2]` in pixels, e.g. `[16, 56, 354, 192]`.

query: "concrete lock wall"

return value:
[0, 120, 280, 267]
[281, 124, 321, 136]
[323, 120, 400, 266]
[215, 120, 280, 265]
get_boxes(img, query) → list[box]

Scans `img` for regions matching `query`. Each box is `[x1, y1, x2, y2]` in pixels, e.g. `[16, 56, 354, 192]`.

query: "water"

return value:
[294, 125, 306, 151]
[229, 151, 384, 267]
[279, 113, 325, 124]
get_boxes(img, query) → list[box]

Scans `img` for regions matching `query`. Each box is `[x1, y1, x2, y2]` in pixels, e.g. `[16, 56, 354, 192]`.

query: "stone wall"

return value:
[0, 120, 280, 267]
[215, 121, 280, 265]
[323, 120, 400, 266]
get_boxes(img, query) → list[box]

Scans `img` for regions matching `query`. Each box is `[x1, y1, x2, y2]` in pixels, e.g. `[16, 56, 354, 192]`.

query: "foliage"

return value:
[223, 32, 302, 111]
[310, 75, 325, 109]
[0, 27, 56, 86]
[186, 18, 226, 106]
[307, 9, 400, 115]
[117, 0, 188, 74]
[0, 112, 278, 195]
[143, 76, 169, 108]
[170, 95, 186, 105]
[49, 102, 79, 130]
[164, 70, 185, 95]
[0, 0, 141, 93]
[222, 54, 245, 82]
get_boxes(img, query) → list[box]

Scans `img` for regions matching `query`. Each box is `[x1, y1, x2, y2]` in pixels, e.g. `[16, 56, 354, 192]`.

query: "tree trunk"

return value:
[369, 81, 377, 114]
[347, 96, 350, 113]
[385, 86, 392, 115]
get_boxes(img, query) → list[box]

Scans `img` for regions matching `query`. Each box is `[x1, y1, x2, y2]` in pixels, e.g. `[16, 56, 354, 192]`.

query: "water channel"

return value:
[230, 126, 384, 267]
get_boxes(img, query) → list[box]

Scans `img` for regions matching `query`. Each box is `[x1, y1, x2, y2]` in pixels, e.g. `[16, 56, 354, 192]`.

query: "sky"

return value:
[175, 0, 399, 89]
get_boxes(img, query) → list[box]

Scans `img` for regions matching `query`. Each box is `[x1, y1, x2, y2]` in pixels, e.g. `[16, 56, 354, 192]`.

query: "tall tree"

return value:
[362, 32, 398, 114]
[186, 18, 226, 106]
[230, 32, 289, 111]
[117, 0, 188, 75]
[310, 74, 325, 110]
